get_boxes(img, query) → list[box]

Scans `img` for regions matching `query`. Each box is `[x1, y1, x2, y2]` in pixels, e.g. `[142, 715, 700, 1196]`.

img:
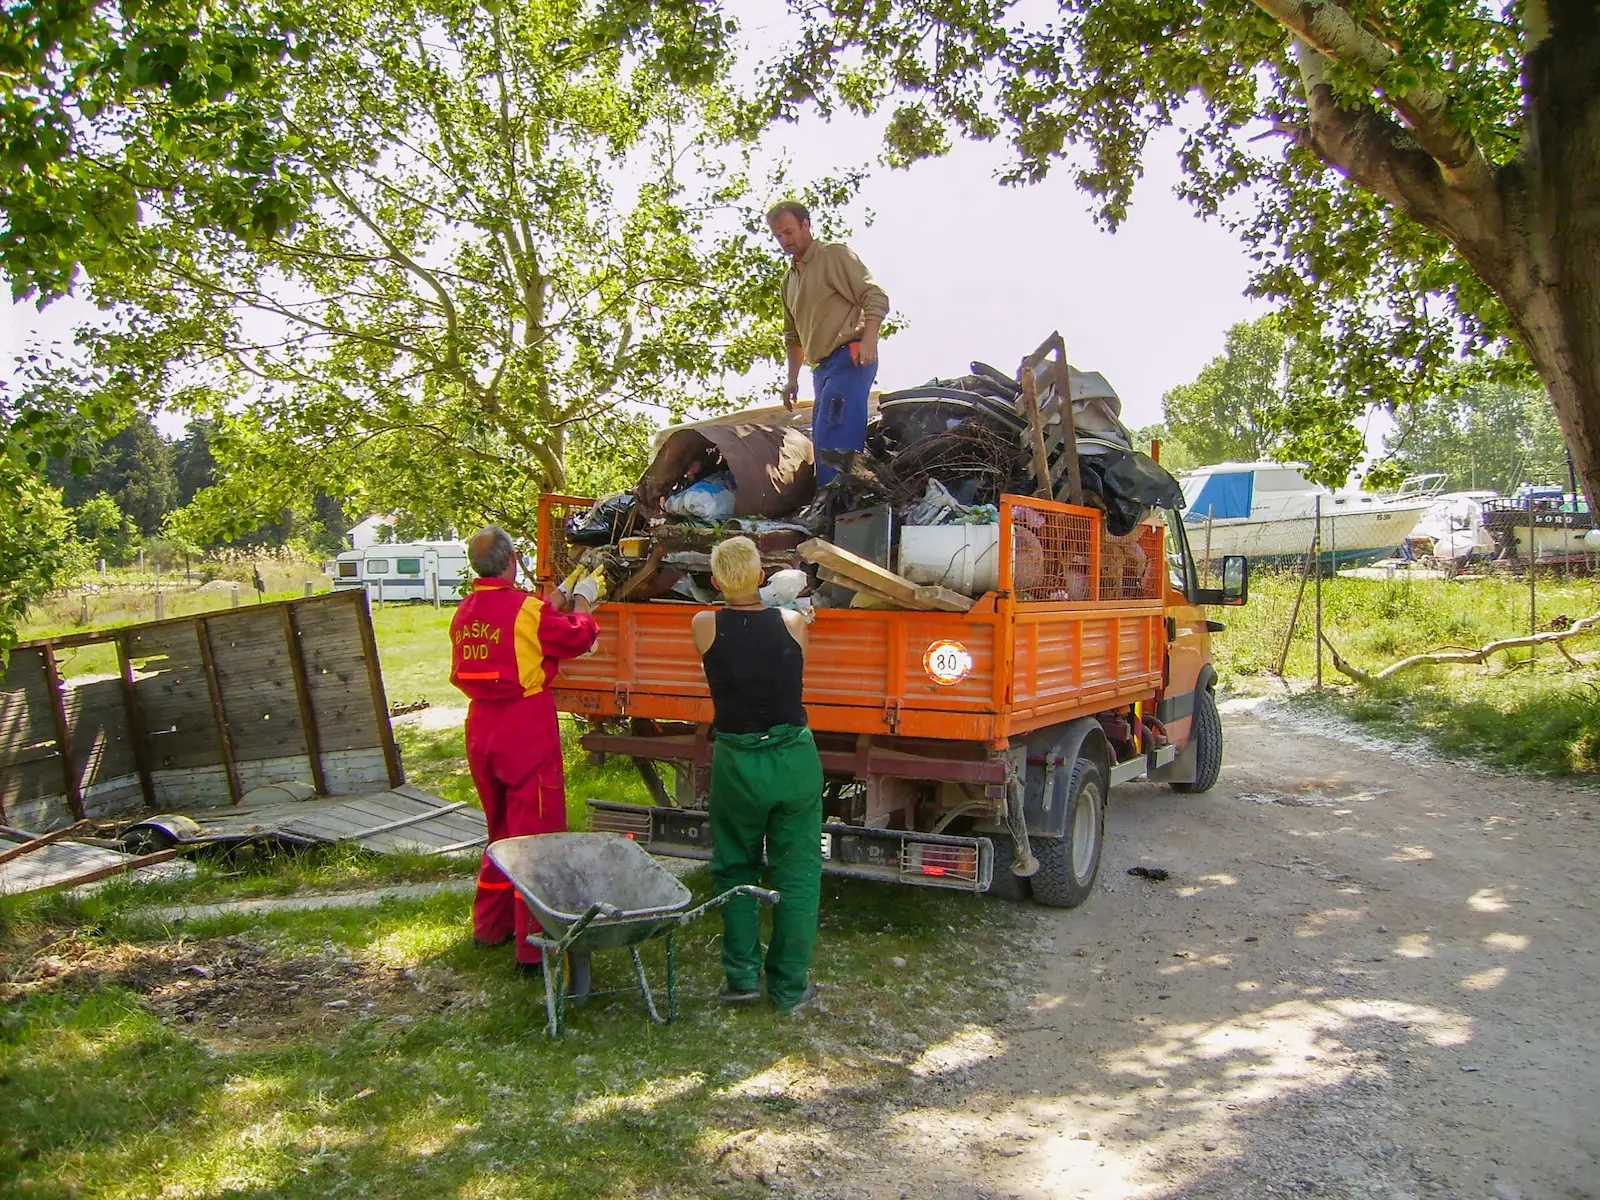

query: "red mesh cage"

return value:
[1004, 496, 1164, 602]
[535, 494, 594, 585]
[1006, 498, 1101, 602]
[1100, 523, 1165, 601]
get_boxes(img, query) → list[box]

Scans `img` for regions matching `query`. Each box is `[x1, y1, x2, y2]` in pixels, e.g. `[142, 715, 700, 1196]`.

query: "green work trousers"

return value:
[709, 724, 824, 1009]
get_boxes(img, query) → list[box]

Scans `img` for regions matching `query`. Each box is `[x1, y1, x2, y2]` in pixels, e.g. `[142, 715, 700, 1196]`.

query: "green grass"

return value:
[1, 861, 1029, 1199]
[1, 602, 1037, 1197]
[1217, 568, 1600, 778]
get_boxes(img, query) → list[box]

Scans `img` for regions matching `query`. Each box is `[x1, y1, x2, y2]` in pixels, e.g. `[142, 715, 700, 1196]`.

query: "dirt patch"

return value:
[3, 936, 480, 1051]
[721, 708, 1600, 1200]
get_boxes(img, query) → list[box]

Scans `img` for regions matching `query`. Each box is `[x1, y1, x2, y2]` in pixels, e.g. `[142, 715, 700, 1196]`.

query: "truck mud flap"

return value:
[587, 801, 995, 895]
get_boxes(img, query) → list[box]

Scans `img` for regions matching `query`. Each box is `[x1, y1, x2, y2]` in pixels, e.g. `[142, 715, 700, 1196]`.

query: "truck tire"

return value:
[1170, 686, 1222, 794]
[983, 833, 1033, 903]
[1028, 758, 1105, 909]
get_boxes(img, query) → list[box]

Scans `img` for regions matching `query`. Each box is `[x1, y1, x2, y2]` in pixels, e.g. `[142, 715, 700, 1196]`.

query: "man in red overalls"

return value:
[450, 526, 602, 968]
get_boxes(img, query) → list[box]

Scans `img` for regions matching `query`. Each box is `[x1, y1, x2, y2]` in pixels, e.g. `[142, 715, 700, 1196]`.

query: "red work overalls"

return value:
[450, 577, 599, 963]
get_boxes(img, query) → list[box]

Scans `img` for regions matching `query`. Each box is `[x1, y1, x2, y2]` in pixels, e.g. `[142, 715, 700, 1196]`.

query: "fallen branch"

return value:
[1320, 611, 1600, 684]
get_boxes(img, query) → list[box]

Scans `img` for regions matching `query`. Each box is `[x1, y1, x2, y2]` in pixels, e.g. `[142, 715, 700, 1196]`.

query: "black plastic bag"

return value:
[566, 492, 636, 546]
[1079, 446, 1184, 537]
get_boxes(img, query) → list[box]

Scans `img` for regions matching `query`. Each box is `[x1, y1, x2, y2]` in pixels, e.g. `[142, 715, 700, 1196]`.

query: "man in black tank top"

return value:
[692, 536, 824, 1013]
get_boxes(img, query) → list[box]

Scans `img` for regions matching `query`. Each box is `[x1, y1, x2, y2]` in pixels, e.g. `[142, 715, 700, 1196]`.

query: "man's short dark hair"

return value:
[468, 526, 515, 578]
[765, 200, 811, 227]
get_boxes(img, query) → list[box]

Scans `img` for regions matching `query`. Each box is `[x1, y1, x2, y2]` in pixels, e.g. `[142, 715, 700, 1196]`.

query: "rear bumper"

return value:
[587, 801, 996, 895]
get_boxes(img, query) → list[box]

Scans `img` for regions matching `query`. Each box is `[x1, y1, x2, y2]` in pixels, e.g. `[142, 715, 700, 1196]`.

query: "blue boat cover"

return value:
[1186, 472, 1253, 520]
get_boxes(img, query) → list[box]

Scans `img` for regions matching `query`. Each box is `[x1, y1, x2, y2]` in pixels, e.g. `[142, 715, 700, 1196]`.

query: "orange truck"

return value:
[535, 489, 1247, 907]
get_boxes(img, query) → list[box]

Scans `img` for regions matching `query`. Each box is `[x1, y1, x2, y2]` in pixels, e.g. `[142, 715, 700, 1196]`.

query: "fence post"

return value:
[80, 596, 90, 625]
[98, 558, 106, 576]
[305, 580, 314, 598]
[231, 583, 241, 608]
[376, 578, 384, 608]
[430, 572, 440, 609]
[1528, 492, 1537, 661]
[155, 591, 165, 621]
[1203, 506, 1214, 586]
[1314, 493, 1323, 691]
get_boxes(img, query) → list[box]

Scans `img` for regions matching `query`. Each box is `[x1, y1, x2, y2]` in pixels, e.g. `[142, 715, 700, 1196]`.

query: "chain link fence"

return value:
[1193, 499, 1600, 687]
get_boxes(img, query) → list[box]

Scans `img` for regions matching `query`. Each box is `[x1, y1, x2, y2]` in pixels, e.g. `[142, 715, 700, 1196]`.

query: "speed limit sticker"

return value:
[923, 639, 974, 685]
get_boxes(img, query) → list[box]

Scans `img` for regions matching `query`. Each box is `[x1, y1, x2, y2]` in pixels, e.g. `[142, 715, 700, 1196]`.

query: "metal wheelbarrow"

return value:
[486, 832, 778, 1036]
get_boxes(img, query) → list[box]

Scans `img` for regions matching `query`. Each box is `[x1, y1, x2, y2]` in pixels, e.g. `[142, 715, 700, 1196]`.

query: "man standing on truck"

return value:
[768, 200, 890, 485]
[450, 526, 603, 971]
[692, 536, 825, 1013]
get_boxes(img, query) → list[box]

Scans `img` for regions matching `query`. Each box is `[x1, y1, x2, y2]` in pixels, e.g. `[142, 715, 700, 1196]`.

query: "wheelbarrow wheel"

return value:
[567, 950, 592, 1006]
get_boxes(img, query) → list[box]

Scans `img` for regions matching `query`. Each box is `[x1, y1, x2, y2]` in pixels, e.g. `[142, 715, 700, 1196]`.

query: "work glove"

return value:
[557, 565, 586, 598]
[572, 566, 608, 608]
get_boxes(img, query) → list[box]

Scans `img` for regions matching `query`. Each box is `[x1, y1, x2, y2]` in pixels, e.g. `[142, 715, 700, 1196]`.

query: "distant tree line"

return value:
[1136, 315, 1569, 497]
[45, 417, 348, 567]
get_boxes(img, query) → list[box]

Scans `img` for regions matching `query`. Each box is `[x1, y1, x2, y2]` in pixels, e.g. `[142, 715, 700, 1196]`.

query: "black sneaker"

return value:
[773, 981, 817, 1015]
[718, 983, 762, 1004]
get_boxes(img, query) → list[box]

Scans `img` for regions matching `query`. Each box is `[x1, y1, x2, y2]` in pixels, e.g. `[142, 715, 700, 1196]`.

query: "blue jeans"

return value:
[810, 342, 878, 484]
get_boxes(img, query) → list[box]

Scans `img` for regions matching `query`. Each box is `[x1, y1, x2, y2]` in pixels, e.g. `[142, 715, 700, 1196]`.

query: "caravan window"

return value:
[396, 558, 422, 575]
[366, 559, 390, 575]
[337, 561, 358, 578]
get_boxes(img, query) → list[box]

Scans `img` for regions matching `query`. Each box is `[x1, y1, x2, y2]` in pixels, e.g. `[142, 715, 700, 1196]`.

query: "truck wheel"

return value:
[983, 833, 1033, 902]
[1029, 758, 1105, 909]
[1170, 687, 1222, 794]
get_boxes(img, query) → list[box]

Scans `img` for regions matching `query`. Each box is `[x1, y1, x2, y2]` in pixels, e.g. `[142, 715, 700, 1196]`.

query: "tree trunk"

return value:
[1520, 0, 1600, 506]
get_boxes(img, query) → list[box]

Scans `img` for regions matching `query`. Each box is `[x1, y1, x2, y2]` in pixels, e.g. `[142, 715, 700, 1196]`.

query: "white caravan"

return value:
[332, 541, 470, 603]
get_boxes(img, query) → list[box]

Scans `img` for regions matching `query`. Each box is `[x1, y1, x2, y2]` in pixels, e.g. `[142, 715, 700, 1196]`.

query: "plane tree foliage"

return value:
[755, 0, 1600, 499]
[7, 0, 826, 553]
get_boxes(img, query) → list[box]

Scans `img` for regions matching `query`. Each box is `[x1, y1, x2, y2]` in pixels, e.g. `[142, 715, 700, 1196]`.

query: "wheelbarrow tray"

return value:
[487, 833, 692, 952]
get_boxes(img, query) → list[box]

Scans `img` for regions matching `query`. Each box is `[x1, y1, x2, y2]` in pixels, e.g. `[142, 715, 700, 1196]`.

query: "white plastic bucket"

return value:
[898, 525, 1001, 596]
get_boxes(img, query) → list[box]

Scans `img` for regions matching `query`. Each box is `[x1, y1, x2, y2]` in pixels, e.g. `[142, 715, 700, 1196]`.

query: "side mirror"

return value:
[1221, 555, 1248, 606]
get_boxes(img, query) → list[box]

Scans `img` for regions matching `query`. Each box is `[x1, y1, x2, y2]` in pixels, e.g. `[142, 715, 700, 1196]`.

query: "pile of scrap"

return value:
[557, 332, 1182, 611]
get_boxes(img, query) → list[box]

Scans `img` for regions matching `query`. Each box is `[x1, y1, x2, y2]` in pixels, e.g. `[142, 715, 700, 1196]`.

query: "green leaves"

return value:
[747, 0, 1552, 486]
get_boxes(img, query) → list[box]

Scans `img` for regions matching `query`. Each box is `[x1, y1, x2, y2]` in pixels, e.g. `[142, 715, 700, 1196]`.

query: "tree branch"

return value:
[1252, 0, 1493, 189]
[1291, 40, 1452, 221]
[1321, 611, 1600, 683]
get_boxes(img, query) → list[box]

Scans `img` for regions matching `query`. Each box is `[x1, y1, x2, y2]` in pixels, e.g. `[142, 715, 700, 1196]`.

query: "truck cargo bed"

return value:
[544, 495, 1168, 748]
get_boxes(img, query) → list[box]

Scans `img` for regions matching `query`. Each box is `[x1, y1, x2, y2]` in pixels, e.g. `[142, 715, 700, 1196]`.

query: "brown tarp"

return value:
[637, 424, 816, 519]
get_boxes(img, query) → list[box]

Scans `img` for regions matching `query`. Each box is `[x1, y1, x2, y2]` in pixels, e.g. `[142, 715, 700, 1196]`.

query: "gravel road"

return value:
[795, 697, 1599, 1200]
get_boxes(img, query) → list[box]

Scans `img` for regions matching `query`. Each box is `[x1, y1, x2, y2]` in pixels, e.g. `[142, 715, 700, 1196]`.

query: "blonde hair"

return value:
[710, 536, 762, 596]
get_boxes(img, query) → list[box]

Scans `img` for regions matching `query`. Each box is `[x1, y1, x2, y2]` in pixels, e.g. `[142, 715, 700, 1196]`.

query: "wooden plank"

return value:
[40, 643, 85, 821]
[195, 617, 244, 805]
[1020, 367, 1055, 503]
[284, 602, 329, 795]
[351, 590, 405, 788]
[12, 589, 357, 654]
[33, 846, 185, 892]
[0, 820, 91, 866]
[803, 540, 974, 613]
[817, 567, 904, 609]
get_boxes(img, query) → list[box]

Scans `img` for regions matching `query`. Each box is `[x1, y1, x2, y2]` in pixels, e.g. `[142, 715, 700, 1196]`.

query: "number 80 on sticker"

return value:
[923, 639, 974, 686]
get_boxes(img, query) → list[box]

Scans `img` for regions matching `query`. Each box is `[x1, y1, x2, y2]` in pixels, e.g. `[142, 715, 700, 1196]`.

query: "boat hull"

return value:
[1185, 508, 1426, 567]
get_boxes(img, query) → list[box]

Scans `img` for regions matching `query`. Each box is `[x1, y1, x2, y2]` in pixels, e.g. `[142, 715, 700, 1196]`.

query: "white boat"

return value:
[1179, 462, 1435, 566]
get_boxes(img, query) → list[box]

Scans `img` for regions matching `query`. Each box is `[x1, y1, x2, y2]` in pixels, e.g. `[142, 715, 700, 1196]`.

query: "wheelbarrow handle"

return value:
[678, 884, 781, 924]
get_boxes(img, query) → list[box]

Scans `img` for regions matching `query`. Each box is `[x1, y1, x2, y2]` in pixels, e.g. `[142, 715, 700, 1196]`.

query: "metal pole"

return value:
[1314, 494, 1323, 690]
[1203, 506, 1214, 586]
[1529, 491, 1537, 659]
